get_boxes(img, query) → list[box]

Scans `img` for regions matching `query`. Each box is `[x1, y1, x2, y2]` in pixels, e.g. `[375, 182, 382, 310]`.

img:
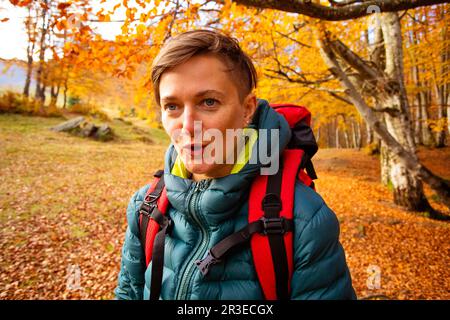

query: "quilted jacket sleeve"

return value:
[290, 183, 357, 300]
[114, 189, 147, 300]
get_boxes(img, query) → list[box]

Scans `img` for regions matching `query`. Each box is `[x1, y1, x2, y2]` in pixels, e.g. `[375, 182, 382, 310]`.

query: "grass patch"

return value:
[0, 113, 169, 146]
[0, 113, 64, 134]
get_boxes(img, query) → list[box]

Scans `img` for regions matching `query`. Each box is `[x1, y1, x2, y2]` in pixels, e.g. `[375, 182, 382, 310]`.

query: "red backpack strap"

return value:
[138, 169, 170, 300]
[298, 169, 315, 190]
[193, 151, 303, 300]
[249, 149, 303, 300]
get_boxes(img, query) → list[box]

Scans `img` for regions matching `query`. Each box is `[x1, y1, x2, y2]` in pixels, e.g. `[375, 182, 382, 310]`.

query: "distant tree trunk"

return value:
[435, 83, 447, 147]
[341, 115, 350, 148]
[357, 120, 362, 148]
[24, 55, 33, 97]
[34, 0, 49, 106]
[435, 9, 449, 147]
[408, 26, 435, 147]
[352, 118, 362, 149]
[63, 77, 69, 109]
[327, 122, 332, 148]
[343, 128, 350, 148]
[366, 121, 373, 145]
[448, 92, 450, 136]
[316, 126, 321, 145]
[409, 29, 422, 145]
[62, 28, 69, 109]
[50, 83, 60, 107]
[413, 94, 422, 145]
[420, 81, 435, 146]
[335, 117, 340, 148]
[23, 5, 38, 97]
[351, 119, 357, 149]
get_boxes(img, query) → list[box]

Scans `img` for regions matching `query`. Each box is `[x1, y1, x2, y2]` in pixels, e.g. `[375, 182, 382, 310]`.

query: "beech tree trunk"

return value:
[317, 13, 450, 213]
[378, 13, 430, 210]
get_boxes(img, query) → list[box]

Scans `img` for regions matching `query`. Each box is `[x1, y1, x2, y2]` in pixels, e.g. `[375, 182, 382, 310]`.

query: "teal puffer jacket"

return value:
[115, 99, 356, 300]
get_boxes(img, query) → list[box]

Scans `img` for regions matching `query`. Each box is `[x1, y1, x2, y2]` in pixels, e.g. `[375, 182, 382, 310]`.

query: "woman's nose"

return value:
[181, 106, 201, 138]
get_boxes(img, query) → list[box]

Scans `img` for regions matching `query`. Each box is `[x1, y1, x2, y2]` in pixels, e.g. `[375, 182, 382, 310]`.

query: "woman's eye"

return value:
[165, 105, 178, 111]
[203, 98, 217, 107]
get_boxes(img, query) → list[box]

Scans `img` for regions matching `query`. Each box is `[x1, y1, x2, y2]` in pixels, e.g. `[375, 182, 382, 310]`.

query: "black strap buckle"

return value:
[153, 169, 164, 178]
[139, 190, 162, 217]
[159, 216, 173, 234]
[260, 217, 286, 235]
[139, 200, 158, 218]
[144, 193, 159, 203]
[262, 193, 282, 212]
[195, 250, 221, 276]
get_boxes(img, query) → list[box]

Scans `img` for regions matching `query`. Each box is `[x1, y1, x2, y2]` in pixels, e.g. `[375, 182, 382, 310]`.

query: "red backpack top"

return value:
[138, 103, 318, 300]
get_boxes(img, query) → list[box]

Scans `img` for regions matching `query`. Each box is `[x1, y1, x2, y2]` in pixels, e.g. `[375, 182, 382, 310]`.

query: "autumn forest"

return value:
[0, 0, 449, 300]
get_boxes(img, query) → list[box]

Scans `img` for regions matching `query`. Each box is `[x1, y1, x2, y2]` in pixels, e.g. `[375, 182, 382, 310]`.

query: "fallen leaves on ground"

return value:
[0, 115, 449, 300]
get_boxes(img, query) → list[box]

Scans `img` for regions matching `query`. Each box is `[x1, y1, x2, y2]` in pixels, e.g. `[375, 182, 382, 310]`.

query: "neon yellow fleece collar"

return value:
[171, 127, 258, 178]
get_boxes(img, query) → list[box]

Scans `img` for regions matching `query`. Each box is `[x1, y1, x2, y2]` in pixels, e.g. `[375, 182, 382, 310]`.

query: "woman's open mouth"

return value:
[182, 143, 208, 157]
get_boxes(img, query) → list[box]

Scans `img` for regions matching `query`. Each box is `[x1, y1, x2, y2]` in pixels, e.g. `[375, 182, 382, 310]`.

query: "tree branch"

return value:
[328, 36, 383, 82]
[328, 0, 365, 7]
[275, 30, 312, 48]
[230, 0, 448, 21]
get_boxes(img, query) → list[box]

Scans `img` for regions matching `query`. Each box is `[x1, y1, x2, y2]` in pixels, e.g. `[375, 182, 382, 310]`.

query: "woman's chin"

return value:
[184, 160, 232, 179]
[185, 162, 216, 176]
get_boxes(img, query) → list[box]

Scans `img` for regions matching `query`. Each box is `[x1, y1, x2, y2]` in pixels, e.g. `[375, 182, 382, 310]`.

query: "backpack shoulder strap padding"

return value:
[249, 149, 304, 300]
[138, 170, 170, 267]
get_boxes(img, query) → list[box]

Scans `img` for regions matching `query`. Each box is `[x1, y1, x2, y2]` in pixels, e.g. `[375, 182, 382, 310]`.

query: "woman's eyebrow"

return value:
[194, 90, 225, 98]
[160, 96, 177, 103]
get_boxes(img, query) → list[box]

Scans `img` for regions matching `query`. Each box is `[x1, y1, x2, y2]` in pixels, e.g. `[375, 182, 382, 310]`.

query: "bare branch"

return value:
[275, 30, 312, 48]
[323, 89, 354, 105]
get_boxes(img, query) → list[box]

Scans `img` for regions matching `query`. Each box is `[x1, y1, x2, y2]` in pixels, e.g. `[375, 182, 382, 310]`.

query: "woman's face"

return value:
[159, 54, 256, 180]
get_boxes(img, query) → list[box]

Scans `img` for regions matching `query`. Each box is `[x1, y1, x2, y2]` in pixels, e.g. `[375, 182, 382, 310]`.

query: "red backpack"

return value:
[138, 103, 318, 300]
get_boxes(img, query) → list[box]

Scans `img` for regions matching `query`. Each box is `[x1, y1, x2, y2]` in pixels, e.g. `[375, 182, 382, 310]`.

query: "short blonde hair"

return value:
[151, 29, 258, 104]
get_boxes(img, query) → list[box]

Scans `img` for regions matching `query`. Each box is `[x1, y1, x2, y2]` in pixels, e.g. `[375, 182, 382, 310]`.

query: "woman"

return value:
[115, 29, 356, 300]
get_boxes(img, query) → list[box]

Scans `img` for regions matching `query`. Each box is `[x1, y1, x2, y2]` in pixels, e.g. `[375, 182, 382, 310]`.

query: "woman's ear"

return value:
[243, 93, 257, 125]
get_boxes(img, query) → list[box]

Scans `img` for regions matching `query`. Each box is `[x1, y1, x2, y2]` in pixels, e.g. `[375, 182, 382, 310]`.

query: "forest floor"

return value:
[0, 113, 449, 300]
